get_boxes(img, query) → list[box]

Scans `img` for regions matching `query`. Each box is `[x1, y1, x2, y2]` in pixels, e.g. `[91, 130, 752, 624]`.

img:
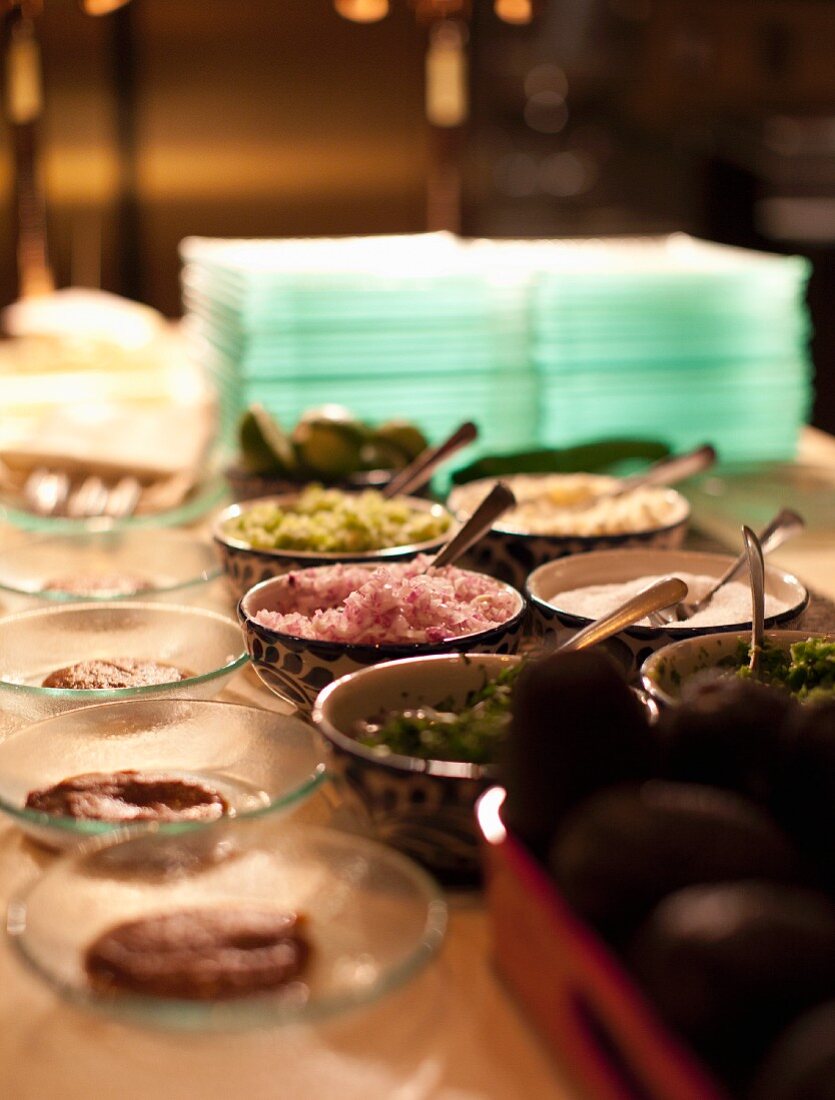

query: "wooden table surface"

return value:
[1, 428, 834, 1100]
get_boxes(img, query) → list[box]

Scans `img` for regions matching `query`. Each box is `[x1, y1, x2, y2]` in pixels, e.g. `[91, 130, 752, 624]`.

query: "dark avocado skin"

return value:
[548, 781, 800, 944]
[629, 882, 835, 1086]
[771, 699, 835, 891]
[750, 1001, 835, 1100]
[499, 650, 653, 858]
[656, 677, 795, 808]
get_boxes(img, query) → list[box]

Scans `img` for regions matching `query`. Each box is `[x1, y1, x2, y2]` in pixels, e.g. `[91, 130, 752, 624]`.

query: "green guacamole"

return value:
[355, 664, 521, 765]
[732, 637, 835, 700]
[224, 485, 451, 554]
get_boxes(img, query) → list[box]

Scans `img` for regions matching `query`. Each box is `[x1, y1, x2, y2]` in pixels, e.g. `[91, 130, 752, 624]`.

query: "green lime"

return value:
[294, 419, 366, 479]
[359, 439, 410, 471]
[372, 420, 428, 461]
[238, 405, 297, 474]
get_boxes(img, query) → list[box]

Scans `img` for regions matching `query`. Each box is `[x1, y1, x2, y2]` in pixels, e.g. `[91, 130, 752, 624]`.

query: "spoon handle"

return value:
[559, 576, 688, 653]
[429, 481, 515, 571]
[743, 525, 766, 676]
[612, 444, 716, 498]
[382, 421, 478, 500]
[687, 507, 805, 617]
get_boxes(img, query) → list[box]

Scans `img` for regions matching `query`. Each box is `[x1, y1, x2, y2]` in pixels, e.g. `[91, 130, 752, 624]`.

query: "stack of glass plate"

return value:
[180, 234, 534, 457]
[527, 235, 813, 464]
[180, 233, 814, 467]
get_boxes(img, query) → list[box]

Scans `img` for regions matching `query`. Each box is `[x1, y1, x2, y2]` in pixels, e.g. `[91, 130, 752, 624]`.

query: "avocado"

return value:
[238, 404, 297, 474]
[656, 676, 795, 807]
[292, 418, 367, 479]
[629, 882, 835, 1082]
[499, 649, 653, 858]
[549, 781, 799, 942]
[771, 698, 835, 888]
[750, 1001, 835, 1100]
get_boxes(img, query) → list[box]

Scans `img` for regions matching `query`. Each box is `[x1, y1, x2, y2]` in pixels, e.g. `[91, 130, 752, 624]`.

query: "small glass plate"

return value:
[8, 820, 447, 1030]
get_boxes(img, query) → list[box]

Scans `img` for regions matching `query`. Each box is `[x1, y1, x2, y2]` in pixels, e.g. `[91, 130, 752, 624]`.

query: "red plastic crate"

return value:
[477, 787, 728, 1100]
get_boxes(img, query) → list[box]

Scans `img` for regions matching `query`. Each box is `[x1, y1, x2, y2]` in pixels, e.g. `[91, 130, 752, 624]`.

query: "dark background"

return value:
[2, 0, 834, 427]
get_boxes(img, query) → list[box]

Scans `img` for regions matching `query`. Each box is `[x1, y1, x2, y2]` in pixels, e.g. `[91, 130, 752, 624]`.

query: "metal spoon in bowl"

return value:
[427, 481, 516, 571]
[382, 421, 478, 500]
[743, 524, 766, 678]
[562, 443, 717, 514]
[559, 576, 689, 653]
[650, 506, 805, 625]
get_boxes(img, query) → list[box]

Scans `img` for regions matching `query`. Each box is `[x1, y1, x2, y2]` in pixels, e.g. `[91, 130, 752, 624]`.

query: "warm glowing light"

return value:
[476, 787, 507, 846]
[81, 0, 132, 12]
[494, 0, 534, 24]
[334, 0, 390, 22]
[425, 19, 468, 127]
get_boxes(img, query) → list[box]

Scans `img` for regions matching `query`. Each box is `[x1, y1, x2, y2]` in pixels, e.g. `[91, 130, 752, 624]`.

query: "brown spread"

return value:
[85, 907, 310, 1000]
[42, 659, 189, 690]
[25, 770, 229, 824]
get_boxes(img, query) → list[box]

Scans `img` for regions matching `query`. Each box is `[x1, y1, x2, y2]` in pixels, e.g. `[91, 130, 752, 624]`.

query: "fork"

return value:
[23, 468, 143, 519]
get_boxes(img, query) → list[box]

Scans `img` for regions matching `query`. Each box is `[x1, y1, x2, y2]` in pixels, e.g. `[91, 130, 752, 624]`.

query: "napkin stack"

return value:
[180, 234, 813, 466]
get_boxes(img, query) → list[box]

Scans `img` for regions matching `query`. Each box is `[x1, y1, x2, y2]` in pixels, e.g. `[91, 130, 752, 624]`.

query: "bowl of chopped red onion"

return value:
[237, 556, 526, 714]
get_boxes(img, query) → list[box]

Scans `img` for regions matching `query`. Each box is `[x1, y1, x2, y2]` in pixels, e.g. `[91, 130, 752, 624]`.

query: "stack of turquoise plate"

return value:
[527, 235, 813, 464]
[180, 234, 814, 468]
[180, 234, 534, 457]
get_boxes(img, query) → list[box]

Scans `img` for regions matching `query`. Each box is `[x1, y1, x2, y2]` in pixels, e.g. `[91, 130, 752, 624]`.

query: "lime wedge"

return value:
[294, 419, 366, 479]
[238, 405, 297, 474]
[372, 421, 428, 462]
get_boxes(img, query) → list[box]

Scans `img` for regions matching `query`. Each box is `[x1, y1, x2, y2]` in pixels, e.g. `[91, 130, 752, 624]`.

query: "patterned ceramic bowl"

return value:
[213, 491, 454, 601]
[238, 567, 526, 716]
[526, 548, 809, 677]
[447, 476, 690, 590]
[641, 629, 835, 709]
[313, 653, 521, 884]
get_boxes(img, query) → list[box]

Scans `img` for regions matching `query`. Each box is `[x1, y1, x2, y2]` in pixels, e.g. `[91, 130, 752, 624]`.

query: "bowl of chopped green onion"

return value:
[312, 653, 522, 883]
[641, 630, 835, 709]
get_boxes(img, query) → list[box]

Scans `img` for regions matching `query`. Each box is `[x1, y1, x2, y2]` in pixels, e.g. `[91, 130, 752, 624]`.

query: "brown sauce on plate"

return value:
[85, 907, 310, 1000]
[25, 770, 229, 824]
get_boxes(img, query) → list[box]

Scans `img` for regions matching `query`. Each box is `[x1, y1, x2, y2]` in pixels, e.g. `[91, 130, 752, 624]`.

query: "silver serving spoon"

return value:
[651, 506, 805, 625]
[427, 481, 515, 571]
[382, 421, 478, 500]
[743, 524, 766, 678]
[559, 576, 689, 653]
[563, 443, 716, 513]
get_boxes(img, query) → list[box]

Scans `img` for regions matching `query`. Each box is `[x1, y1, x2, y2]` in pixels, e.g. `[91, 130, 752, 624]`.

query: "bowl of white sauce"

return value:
[525, 548, 809, 674]
[447, 474, 690, 589]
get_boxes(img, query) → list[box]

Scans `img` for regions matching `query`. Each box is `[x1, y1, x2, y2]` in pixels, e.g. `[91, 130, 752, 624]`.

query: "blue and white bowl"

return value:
[526, 548, 809, 677]
[214, 491, 454, 602]
[238, 566, 526, 715]
[447, 476, 690, 590]
[313, 653, 521, 883]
